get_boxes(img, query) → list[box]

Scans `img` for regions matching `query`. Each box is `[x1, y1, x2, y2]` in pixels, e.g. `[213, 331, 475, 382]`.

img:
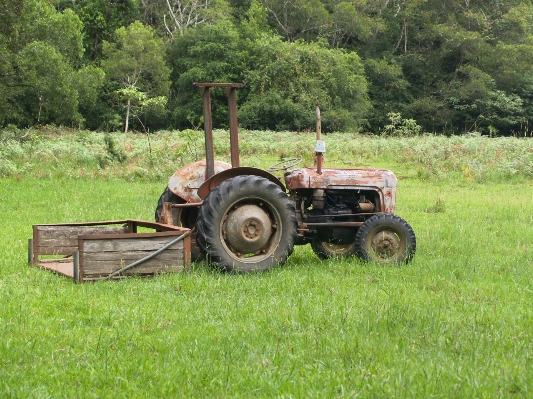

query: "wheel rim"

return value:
[368, 228, 403, 262]
[221, 199, 282, 263]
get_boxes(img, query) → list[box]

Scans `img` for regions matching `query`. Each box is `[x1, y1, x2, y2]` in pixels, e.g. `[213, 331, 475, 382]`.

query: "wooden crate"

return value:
[29, 220, 191, 283]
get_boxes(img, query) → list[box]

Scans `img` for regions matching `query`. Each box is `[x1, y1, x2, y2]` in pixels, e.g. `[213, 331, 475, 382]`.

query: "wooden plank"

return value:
[79, 238, 85, 284]
[82, 256, 185, 275]
[38, 237, 79, 247]
[82, 237, 185, 253]
[35, 220, 129, 227]
[78, 231, 185, 241]
[37, 245, 78, 256]
[130, 219, 189, 233]
[38, 257, 73, 264]
[83, 249, 184, 262]
[32, 225, 39, 264]
[36, 225, 128, 240]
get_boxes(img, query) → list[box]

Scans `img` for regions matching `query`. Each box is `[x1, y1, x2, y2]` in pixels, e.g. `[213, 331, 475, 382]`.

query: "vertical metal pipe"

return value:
[227, 87, 240, 168]
[73, 251, 79, 283]
[28, 238, 33, 264]
[316, 106, 322, 141]
[201, 87, 215, 179]
[315, 106, 324, 175]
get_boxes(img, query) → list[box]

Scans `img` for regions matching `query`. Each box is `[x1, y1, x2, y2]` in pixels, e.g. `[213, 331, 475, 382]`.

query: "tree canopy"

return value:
[1, 0, 532, 135]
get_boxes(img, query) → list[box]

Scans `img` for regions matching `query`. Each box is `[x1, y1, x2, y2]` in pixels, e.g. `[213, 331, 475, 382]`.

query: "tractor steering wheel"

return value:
[268, 158, 302, 171]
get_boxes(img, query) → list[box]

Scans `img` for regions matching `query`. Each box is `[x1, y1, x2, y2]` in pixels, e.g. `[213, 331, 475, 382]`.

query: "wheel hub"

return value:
[371, 230, 400, 259]
[225, 204, 272, 255]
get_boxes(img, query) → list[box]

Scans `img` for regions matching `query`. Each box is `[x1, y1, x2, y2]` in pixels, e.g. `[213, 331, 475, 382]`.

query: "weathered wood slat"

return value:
[83, 249, 184, 262]
[82, 258, 184, 275]
[82, 237, 184, 253]
[39, 257, 73, 264]
[39, 238, 79, 247]
[37, 226, 128, 240]
[37, 246, 78, 256]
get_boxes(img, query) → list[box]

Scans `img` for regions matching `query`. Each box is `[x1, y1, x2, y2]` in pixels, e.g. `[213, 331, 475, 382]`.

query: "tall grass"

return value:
[1, 126, 533, 183]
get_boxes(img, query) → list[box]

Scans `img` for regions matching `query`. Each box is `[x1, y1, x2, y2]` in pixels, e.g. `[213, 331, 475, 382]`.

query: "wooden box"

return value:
[29, 220, 191, 283]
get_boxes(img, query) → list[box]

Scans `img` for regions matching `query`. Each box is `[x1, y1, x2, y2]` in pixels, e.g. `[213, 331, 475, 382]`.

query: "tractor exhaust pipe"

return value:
[315, 106, 325, 174]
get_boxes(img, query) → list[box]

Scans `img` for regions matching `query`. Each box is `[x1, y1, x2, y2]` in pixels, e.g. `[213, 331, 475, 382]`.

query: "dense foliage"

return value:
[1, 0, 532, 135]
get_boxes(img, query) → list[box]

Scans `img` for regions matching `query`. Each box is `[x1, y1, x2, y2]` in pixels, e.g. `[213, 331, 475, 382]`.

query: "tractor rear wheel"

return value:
[354, 214, 416, 264]
[196, 175, 297, 273]
[155, 187, 202, 261]
[311, 241, 356, 260]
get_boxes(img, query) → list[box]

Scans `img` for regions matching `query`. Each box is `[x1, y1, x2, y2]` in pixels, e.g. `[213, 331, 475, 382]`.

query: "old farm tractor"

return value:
[155, 83, 416, 272]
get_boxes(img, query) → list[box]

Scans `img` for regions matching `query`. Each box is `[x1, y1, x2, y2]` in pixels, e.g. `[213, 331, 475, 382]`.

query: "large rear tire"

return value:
[196, 175, 297, 273]
[354, 214, 416, 264]
[155, 187, 203, 261]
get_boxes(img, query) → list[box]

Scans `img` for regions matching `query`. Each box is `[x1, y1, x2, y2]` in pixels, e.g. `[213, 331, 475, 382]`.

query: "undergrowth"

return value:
[1, 127, 533, 183]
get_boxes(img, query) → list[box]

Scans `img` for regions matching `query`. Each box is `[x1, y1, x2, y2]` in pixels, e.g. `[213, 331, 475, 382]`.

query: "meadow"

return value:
[1, 128, 532, 398]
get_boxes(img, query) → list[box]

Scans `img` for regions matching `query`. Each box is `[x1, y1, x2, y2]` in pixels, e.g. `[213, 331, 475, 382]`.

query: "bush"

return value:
[381, 113, 422, 137]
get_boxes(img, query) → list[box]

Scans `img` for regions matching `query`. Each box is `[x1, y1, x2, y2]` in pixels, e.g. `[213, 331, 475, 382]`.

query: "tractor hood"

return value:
[284, 167, 398, 190]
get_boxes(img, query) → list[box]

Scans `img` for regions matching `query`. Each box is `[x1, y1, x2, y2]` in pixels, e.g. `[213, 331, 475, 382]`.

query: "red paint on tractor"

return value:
[168, 160, 232, 203]
[284, 167, 398, 214]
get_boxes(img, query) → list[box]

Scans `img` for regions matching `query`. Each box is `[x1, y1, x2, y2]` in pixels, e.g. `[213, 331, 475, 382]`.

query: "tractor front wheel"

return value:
[354, 214, 416, 264]
[196, 175, 297, 273]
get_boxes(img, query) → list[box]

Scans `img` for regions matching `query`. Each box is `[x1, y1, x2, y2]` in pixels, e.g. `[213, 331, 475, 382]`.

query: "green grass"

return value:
[1, 130, 533, 397]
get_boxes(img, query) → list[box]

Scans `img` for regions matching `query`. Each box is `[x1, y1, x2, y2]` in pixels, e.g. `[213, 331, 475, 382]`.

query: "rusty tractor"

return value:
[155, 83, 416, 272]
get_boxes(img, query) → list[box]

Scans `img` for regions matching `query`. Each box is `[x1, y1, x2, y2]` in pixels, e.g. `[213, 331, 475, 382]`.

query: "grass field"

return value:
[1, 130, 533, 397]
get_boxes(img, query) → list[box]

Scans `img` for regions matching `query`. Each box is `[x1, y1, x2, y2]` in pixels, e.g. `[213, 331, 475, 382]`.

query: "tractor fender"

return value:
[197, 167, 286, 200]
[168, 160, 232, 203]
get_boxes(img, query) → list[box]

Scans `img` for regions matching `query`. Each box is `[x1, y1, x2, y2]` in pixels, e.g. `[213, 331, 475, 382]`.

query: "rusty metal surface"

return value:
[223, 204, 272, 255]
[170, 202, 203, 208]
[193, 82, 243, 173]
[227, 86, 240, 168]
[284, 167, 397, 214]
[197, 167, 286, 200]
[169, 160, 232, 203]
[304, 222, 364, 227]
[200, 86, 215, 178]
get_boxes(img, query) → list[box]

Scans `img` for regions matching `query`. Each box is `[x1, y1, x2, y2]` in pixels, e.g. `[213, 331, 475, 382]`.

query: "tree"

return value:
[166, 19, 247, 129]
[64, 0, 139, 60]
[261, 0, 329, 42]
[241, 37, 370, 131]
[323, 0, 386, 49]
[102, 21, 171, 132]
[17, 41, 79, 124]
[0, 0, 94, 127]
[163, 0, 231, 38]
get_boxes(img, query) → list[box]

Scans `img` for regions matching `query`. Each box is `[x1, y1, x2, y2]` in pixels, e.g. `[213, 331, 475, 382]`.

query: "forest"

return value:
[1, 0, 532, 135]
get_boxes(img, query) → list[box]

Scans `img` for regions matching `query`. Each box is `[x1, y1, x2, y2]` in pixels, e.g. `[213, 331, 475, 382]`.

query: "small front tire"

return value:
[354, 214, 416, 264]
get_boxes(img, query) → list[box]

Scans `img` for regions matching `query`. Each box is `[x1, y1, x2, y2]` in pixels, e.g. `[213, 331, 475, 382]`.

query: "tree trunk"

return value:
[125, 98, 130, 133]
